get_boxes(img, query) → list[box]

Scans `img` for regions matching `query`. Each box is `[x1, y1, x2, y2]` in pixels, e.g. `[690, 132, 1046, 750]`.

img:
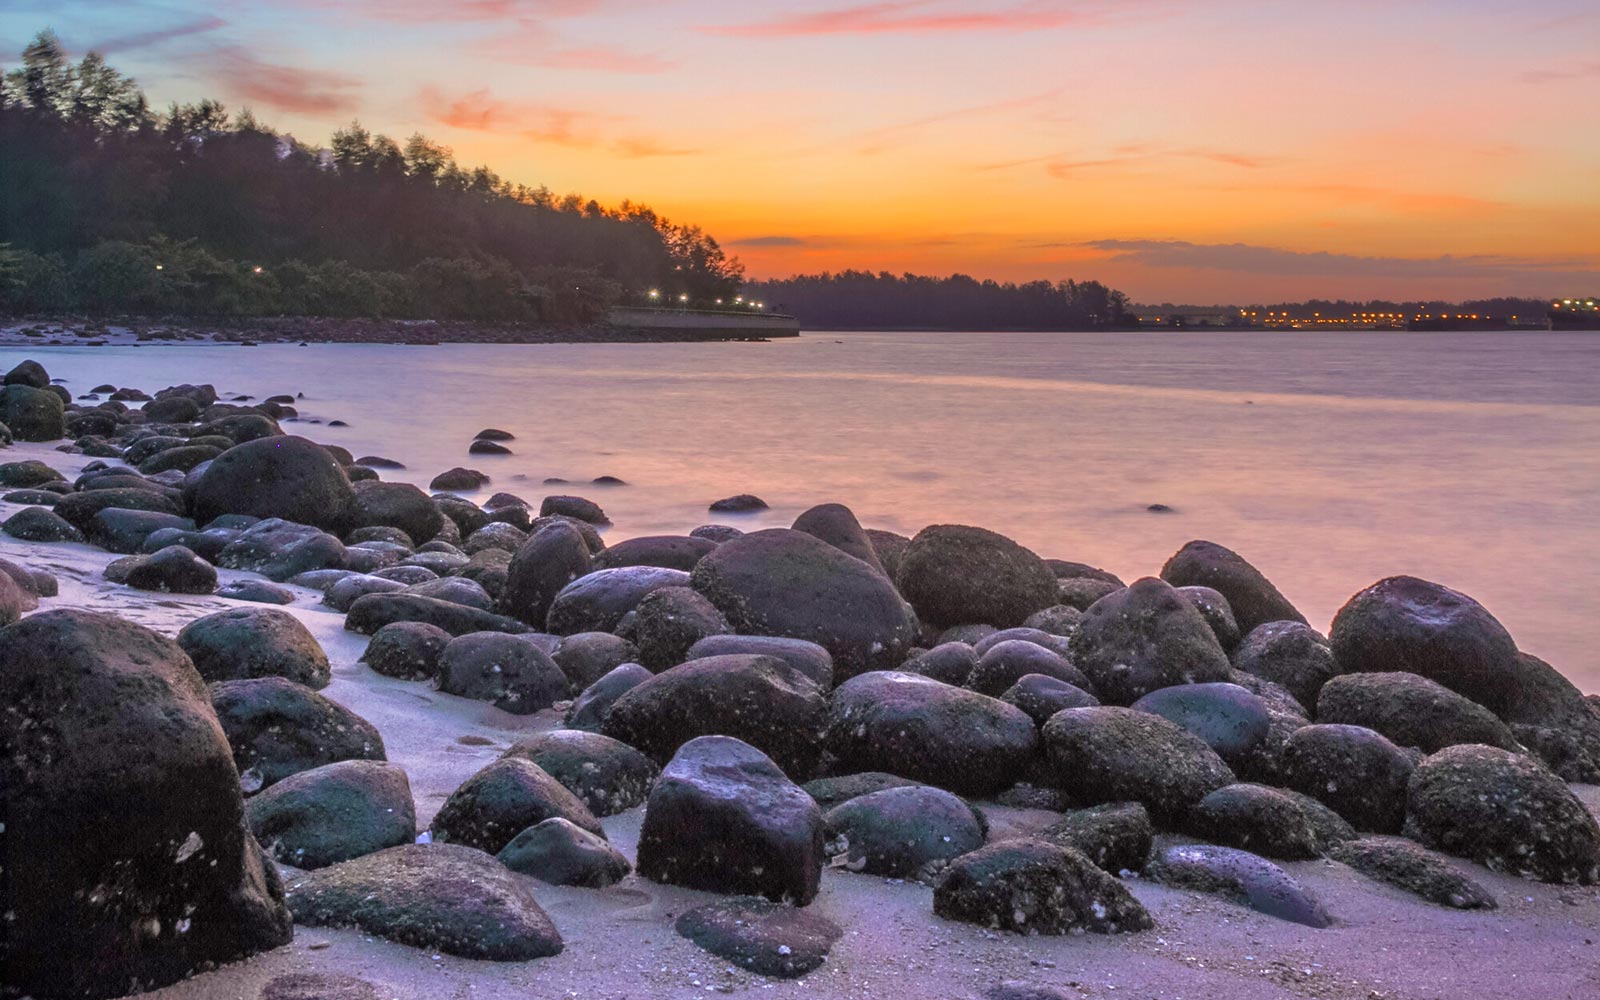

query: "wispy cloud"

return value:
[91, 16, 228, 54]
[1044, 144, 1275, 175]
[204, 46, 362, 114]
[1077, 239, 1599, 283]
[729, 235, 810, 247]
[1520, 59, 1600, 84]
[703, 1, 1113, 38]
[420, 87, 697, 157]
[284, 0, 601, 23]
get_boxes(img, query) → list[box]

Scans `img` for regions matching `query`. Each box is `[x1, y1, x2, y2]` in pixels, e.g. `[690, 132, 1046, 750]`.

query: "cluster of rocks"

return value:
[3, 355, 1598, 997]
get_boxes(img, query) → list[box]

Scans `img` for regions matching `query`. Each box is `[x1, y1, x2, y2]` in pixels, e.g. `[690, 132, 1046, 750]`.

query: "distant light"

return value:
[648, 289, 660, 299]
[678, 294, 688, 302]
[154, 264, 164, 270]
[715, 298, 723, 305]
[252, 266, 263, 274]
[735, 297, 744, 304]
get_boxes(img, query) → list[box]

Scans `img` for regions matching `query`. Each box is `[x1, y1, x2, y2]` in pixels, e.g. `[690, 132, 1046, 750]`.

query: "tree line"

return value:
[0, 31, 743, 323]
[741, 271, 1135, 330]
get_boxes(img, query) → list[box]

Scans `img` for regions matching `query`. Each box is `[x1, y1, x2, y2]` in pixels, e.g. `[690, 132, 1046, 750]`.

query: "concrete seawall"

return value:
[607, 306, 800, 338]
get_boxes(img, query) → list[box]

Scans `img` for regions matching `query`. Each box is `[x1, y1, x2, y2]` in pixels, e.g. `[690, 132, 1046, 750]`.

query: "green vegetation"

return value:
[741, 271, 1134, 330]
[0, 31, 742, 323]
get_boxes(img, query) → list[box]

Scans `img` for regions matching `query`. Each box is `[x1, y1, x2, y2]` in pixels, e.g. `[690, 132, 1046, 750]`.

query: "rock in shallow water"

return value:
[637, 735, 825, 905]
[676, 897, 843, 978]
[286, 843, 564, 960]
[933, 840, 1153, 935]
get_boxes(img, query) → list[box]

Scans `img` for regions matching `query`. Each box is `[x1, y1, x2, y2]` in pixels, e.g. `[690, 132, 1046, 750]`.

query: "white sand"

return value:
[2, 440, 1597, 1000]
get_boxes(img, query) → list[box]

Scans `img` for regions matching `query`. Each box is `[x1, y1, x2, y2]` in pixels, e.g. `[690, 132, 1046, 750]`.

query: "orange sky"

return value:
[11, 0, 1599, 302]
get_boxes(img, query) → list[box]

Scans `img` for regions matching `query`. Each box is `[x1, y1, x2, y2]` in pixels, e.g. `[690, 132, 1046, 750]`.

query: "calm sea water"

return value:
[8, 330, 1599, 691]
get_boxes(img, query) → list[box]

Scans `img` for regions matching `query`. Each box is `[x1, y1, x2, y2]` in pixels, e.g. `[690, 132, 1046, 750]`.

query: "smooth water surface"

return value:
[9, 329, 1598, 690]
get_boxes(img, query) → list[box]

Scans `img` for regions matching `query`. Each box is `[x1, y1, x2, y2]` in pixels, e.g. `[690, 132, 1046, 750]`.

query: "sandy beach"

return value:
[3, 434, 1597, 1000]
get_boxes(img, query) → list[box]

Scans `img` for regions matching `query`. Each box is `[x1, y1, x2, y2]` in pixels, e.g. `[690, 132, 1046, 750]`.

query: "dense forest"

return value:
[741, 271, 1134, 330]
[0, 31, 742, 323]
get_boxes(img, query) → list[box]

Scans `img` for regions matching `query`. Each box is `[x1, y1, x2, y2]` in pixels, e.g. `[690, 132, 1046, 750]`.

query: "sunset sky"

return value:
[5, 0, 1598, 303]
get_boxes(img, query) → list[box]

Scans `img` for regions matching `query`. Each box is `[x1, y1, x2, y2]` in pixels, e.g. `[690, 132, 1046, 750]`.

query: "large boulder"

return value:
[791, 502, 886, 574]
[3, 358, 49, 388]
[1329, 576, 1522, 715]
[1040, 706, 1234, 824]
[1159, 540, 1305, 634]
[501, 729, 660, 816]
[933, 840, 1152, 934]
[1316, 672, 1520, 754]
[54, 487, 183, 535]
[691, 528, 919, 679]
[191, 435, 355, 531]
[895, 524, 1057, 629]
[546, 565, 690, 634]
[1279, 724, 1415, 833]
[0, 610, 292, 998]
[500, 521, 593, 626]
[823, 671, 1038, 796]
[1038, 802, 1153, 875]
[430, 757, 602, 854]
[1404, 744, 1600, 884]
[625, 585, 731, 670]
[435, 631, 567, 714]
[1231, 621, 1338, 712]
[1497, 652, 1600, 782]
[591, 534, 716, 572]
[496, 818, 632, 887]
[1130, 682, 1273, 771]
[602, 654, 827, 776]
[343, 480, 444, 544]
[177, 606, 331, 689]
[123, 544, 218, 594]
[0, 383, 65, 440]
[1070, 577, 1231, 705]
[211, 677, 385, 791]
[637, 736, 824, 904]
[360, 621, 451, 681]
[822, 785, 986, 877]
[285, 844, 563, 960]
[246, 759, 416, 869]
[1187, 783, 1353, 860]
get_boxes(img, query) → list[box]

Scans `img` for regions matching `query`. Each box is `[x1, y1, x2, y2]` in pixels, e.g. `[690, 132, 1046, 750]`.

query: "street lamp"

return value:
[648, 289, 660, 301]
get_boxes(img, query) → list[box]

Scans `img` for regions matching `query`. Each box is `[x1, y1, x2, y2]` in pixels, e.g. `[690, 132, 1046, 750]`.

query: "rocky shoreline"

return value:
[0, 355, 1597, 1000]
[0, 316, 784, 348]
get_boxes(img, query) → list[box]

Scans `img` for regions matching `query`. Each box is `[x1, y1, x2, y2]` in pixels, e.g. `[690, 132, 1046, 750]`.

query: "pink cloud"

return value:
[206, 47, 362, 115]
[703, 1, 1105, 38]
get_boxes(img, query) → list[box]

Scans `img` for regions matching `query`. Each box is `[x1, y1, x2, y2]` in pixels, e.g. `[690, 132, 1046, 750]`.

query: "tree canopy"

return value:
[0, 31, 742, 321]
[742, 271, 1134, 330]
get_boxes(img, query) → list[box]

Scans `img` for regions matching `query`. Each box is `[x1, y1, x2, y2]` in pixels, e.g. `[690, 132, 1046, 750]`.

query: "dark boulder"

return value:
[325, 573, 408, 612]
[496, 817, 631, 887]
[1070, 577, 1232, 705]
[0, 611, 292, 998]
[138, 444, 220, 475]
[346, 593, 532, 637]
[823, 785, 985, 877]
[1231, 621, 1338, 712]
[710, 493, 767, 512]
[1160, 540, 1305, 634]
[1316, 671, 1520, 754]
[1146, 844, 1331, 927]
[540, 494, 609, 525]
[1037, 802, 1153, 875]
[602, 653, 827, 776]
[933, 840, 1153, 934]
[685, 634, 834, 690]
[430, 467, 489, 491]
[1329, 576, 1522, 715]
[1176, 585, 1241, 650]
[436, 631, 568, 714]
[403, 574, 494, 611]
[550, 630, 638, 690]
[899, 641, 979, 686]
[178, 606, 331, 689]
[547, 565, 690, 635]
[1499, 652, 1600, 782]
[637, 736, 825, 904]
[216, 579, 297, 604]
[895, 524, 1057, 629]
[565, 662, 653, 732]
[191, 435, 354, 531]
[791, 502, 886, 573]
[1001, 673, 1099, 726]
[1130, 682, 1273, 770]
[824, 671, 1038, 796]
[360, 621, 451, 680]
[968, 639, 1089, 697]
[500, 520, 593, 626]
[1055, 577, 1121, 611]
[123, 544, 217, 594]
[1404, 744, 1600, 884]
[802, 772, 924, 811]
[691, 528, 919, 678]
[285, 844, 562, 960]
[90, 507, 195, 554]
[3, 358, 49, 388]
[431, 757, 603, 853]
[211, 677, 385, 791]
[54, 486, 183, 535]
[1328, 835, 1498, 909]
[0, 458, 64, 487]
[501, 729, 660, 816]
[1022, 604, 1084, 635]
[1187, 783, 1350, 860]
[675, 897, 842, 979]
[1279, 724, 1415, 833]
[343, 480, 444, 544]
[591, 534, 716, 572]
[216, 518, 346, 582]
[4, 505, 85, 542]
[692, 523, 744, 543]
[0, 383, 65, 440]
[246, 759, 416, 869]
[1040, 706, 1234, 824]
[626, 585, 732, 669]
